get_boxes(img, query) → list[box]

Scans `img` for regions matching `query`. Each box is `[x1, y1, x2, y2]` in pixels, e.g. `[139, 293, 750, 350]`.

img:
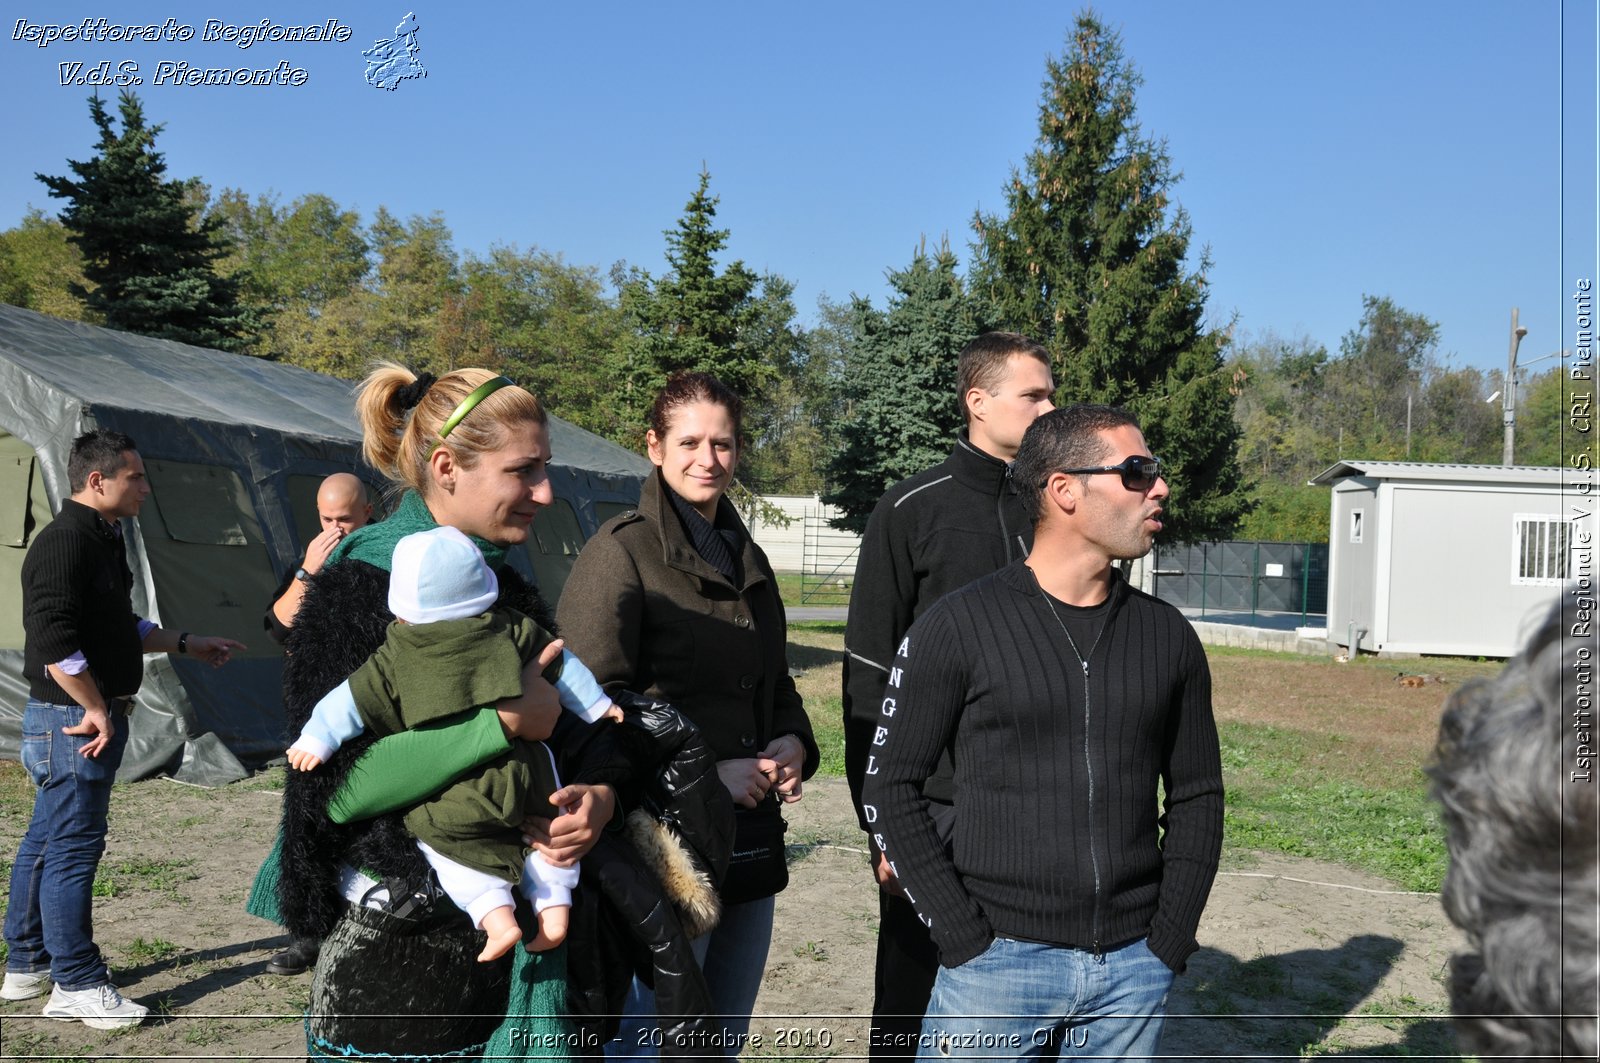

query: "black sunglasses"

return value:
[1053, 455, 1163, 492]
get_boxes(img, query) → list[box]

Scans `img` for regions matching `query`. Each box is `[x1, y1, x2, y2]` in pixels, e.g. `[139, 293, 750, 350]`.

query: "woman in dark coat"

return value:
[558, 372, 820, 1056]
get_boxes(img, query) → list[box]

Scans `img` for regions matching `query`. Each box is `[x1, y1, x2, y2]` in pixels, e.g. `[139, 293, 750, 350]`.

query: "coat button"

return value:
[740, 733, 756, 749]
[739, 674, 755, 691]
[734, 615, 750, 628]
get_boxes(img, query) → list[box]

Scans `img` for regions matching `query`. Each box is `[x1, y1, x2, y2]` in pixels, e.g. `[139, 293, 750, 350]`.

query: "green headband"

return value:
[430, 376, 515, 455]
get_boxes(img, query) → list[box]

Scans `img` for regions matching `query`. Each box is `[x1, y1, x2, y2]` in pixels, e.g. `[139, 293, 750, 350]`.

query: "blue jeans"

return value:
[918, 936, 1173, 1061]
[606, 893, 776, 1059]
[4, 699, 130, 990]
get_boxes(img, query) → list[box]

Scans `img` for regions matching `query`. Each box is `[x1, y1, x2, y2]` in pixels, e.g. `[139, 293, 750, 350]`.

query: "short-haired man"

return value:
[2, 430, 246, 1028]
[863, 405, 1223, 1060]
[843, 332, 1055, 1057]
[263, 472, 373, 643]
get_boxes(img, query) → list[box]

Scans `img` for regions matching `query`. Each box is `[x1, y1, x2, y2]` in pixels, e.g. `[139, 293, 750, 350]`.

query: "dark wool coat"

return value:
[557, 471, 820, 776]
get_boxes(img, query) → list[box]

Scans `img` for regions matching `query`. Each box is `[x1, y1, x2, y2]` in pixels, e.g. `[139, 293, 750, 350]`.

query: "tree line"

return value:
[0, 14, 1559, 546]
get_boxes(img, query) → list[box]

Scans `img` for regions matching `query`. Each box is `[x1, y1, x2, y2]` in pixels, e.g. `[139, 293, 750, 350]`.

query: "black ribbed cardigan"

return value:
[862, 561, 1224, 974]
[22, 498, 144, 703]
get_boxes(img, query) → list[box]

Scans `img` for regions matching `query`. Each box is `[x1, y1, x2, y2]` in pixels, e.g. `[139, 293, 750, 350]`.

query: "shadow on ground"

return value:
[1161, 933, 1457, 1058]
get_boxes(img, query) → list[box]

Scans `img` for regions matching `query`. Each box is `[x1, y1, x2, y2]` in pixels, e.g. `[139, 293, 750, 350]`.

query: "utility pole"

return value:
[1405, 390, 1413, 459]
[1502, 308, 1527, 466]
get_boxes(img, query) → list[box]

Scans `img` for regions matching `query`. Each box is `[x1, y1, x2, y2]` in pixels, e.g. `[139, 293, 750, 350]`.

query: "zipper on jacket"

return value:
[1082, 659, 1104, 959]
[1031, 564, 1111, 962]
[1000, 463, 1016, 563]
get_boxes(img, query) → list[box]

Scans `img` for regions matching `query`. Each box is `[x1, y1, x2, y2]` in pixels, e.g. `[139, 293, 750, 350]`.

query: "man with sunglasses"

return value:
[862, 405, 1223, 1061]
[843, 332, 1054, 1059]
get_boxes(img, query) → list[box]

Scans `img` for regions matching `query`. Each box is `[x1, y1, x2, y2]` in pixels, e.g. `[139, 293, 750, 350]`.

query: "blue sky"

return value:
[2, 1, 1595, 377]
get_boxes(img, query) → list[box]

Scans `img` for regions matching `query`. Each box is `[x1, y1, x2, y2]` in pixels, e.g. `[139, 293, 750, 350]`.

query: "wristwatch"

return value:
[294, 567, 310, 582]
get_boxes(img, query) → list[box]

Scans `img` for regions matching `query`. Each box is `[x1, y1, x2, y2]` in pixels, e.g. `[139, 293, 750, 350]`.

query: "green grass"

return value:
[787, 622, 846, 779]
[776, 571, 853, 608]
[808, 701, 844, 778]
[1219, 721, 1445, 892]
[231, 764, 288, 792]
[791, 619, 845, 635]
[123, 935, 182, 964]
[94, 856, 198, 899]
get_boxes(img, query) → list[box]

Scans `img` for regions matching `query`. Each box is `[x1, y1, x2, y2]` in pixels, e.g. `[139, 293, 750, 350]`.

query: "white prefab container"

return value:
[1311, 460, 1590, 657]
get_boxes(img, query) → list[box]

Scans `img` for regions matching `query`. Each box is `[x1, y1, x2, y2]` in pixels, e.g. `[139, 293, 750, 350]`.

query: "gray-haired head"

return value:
[1428, 597, 1598, 1060]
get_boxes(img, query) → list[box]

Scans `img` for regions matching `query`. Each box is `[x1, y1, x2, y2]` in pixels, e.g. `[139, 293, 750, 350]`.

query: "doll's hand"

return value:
[286, 747, 323, 771]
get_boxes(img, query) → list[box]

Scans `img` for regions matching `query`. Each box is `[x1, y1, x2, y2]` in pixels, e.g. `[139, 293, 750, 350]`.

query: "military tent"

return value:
[0, 304, 649, 785]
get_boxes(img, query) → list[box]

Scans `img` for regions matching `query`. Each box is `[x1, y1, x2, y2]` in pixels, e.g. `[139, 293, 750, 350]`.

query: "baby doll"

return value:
[288, 526, 620, 961]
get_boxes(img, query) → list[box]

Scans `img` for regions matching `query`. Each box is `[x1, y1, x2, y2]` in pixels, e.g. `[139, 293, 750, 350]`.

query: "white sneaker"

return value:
[1, 970, 51, 1001]
[41, 982, 148, 1029]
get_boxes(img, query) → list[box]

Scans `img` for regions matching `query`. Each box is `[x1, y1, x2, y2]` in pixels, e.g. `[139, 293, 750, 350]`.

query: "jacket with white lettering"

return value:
[862, 563, 1224, 974]
[842, 436, 1032, 829]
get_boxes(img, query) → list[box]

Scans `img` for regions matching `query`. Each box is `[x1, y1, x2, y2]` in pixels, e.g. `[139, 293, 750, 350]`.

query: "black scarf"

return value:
[664, 483, 743, 585]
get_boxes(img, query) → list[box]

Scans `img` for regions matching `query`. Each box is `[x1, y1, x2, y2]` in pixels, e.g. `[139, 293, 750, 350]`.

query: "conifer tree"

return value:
[615, 170, 795, 431]
[39, 92, 256, 351]
[970, 14, 1247, 542]
[823, 240, 991, 531]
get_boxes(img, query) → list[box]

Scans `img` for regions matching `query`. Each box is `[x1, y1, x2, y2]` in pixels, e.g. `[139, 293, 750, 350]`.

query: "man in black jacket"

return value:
[863, 406, 1224, 1061]
[842, 332, 1054, 1058]
[3, 430, 244, 1029]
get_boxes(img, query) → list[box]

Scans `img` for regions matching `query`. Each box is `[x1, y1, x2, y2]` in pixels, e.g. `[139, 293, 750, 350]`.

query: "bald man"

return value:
[260, 474, 373, 977]
[264, 473, 373, 644]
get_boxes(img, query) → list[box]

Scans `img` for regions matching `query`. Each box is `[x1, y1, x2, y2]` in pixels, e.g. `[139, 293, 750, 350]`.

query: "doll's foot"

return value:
[478, 923, 523, 963]
[477, 905, 522, 962]
[525, 905, 569, 952]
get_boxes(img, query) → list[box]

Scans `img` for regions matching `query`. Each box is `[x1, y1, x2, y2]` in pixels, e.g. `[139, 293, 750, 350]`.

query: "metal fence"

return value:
[1151, 541, 1328, 626]
[798, 512, 860, 604]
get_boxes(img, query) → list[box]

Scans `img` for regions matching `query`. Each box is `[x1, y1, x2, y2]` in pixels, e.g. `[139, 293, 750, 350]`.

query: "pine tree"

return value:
[822, 240, 991, 531]
[38, 92, 256, 351]
[615, 170, 795, 432]
[969, 14, 1248, 543]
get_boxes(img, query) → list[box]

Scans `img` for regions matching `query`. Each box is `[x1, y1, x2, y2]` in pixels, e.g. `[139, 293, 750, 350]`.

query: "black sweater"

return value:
[862, 562, 1224, 974]
[843, 436, 1032, 826]
[22, 499, 144, 703]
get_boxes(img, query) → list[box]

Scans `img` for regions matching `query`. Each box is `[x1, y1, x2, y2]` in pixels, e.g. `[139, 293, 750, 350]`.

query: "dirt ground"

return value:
[0, 766, 1463, 1061]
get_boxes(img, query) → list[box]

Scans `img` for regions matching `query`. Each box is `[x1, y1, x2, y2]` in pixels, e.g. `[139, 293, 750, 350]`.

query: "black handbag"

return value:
[720, 796, 788, 904]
